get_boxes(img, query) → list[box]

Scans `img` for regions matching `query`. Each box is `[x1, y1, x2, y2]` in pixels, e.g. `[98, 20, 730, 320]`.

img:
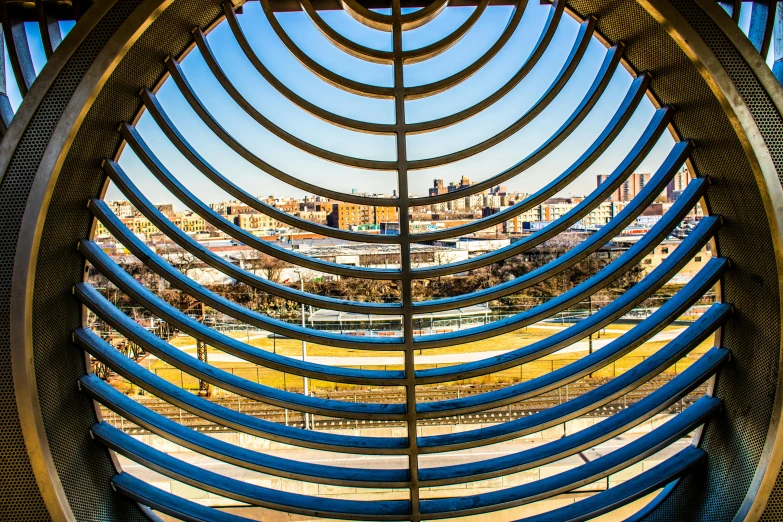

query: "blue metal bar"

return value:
[74, 287, 407, 419]
[80, 375, 409, 486]
[406, 0, 576, 133]
[401, 0, 527, 99]
[418, 395, 721, 517]
[411, 106, 675, 279]
[222, 2, 396, 136]
[411, 184, 717, 350]
[138, 50, 400, 244]
[259, 0, 397, 98]
[117, 125, 401, 280]
[412, 121, 683, 298]
[74, 327, 409, 453]
[748, 0, 776, 58]
[89, 197, 402, 314]
[418, 342, 729, 453]
[79, 237, 404, 350]
[407, 73, 649, 210]
[79, 240, 404, 384]
[415, 277, 729, 419]
[113, 472, 254, 522]
[168, 54, 398, 171]
[420, 347, 729, 484]
[92, 422, 411, 520]
[512, 446, 707, 522]
[406, 44, 623, 170]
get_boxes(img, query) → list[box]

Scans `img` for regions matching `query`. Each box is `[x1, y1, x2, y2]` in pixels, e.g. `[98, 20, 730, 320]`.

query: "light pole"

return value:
[295, 268, 310, 430]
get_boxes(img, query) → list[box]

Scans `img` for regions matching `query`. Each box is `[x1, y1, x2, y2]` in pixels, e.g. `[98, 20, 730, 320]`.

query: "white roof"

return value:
[308, 304, 491, 323]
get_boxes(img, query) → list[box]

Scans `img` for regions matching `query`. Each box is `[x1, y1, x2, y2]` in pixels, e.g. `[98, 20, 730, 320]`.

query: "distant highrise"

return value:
[597, 172, 651, 201]
[429, 179, 448, 197]
[667, 166, 691, 201]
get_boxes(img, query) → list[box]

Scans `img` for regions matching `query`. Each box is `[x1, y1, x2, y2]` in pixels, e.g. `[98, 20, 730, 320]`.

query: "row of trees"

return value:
[90, 238, 647, 323]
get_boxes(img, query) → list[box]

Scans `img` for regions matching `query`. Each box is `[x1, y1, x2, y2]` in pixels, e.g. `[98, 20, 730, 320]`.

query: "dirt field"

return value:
[113, 321, 715, 394]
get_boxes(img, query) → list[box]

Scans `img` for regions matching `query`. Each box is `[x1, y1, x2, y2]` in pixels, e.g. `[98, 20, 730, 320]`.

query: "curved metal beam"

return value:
[413, 254, 726, 387]
[415, 299, 728, 419]
[117, 126, 402, 279]
[260, 0, 396, 98]
[417, 396, 720, 517]
[406, 56, 644, 208]
[420, 347, 727, 484]
[75, 327, 409, 454]
[411, 104, 672, 280]
[417, 343, 730, 453]
[403, 0, 527, 99]
[514, 447, 707, 522]
[412, 130, 685, 311]
[339, 0, 450, 31]
[223, 2, 396, 135]
[169, 52, 398, 170]
[301, 0, 488, 64]
[79, 239, 405, 384]
[399, 0, 487, 63]
[90, 196, 401, 314]
[80, 234, 404, 350]
[75, 292, 408, 420]
[407, 42, 622, 169]
[1, 5, 35, 95]
[114, 472, 253, 522]
[35, 0, 62, 58]
[411, 202, 719, 350]
[92, 422, 411, 520]
[81, 376, 409, 487]
[406, 2, 581, 134]
[142, 87, 398, 207]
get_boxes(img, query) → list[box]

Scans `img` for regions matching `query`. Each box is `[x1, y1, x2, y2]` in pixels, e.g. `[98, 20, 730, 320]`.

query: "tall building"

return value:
[667, 166, 691, 201]
[597, 172, 652, 201]
[429, 179, 448, 197]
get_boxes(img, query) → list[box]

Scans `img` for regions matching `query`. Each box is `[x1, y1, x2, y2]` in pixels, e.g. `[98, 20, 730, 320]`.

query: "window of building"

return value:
[661, 247, 669, 254]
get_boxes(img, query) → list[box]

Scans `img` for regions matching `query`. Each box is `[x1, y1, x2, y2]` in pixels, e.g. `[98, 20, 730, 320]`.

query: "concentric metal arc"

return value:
[6, 0, 783, 521]
[69, 0, 727, 519]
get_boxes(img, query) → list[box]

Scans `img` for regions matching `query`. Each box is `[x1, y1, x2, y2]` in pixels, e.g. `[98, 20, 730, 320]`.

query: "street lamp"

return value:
[294, 268, 310, 430]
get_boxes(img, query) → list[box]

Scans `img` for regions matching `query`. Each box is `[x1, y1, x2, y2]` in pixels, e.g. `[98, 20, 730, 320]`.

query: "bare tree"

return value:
[254, 253, 289, 283]
[159, 244, 198, 275]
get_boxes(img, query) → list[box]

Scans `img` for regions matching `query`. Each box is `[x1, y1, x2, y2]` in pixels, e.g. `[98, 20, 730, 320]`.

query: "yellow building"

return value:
[234, 213, 281, 232]
[327, 203, 399, 230]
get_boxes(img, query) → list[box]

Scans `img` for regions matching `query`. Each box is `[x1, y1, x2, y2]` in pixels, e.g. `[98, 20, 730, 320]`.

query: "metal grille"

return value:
[69, 1, 737, 520]
[3, 0, 783, 520]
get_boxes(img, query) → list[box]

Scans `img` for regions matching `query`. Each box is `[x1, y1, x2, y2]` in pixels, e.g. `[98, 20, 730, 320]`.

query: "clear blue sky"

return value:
[3, 3, 774, 208]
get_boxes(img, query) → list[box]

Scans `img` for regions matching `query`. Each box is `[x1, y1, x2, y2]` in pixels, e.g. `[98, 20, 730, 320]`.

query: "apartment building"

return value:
[667, 167, 691, 202]
[597, 172, 652, 201]
[327, 203, 399, 230]
[233, 213, 281, 233]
